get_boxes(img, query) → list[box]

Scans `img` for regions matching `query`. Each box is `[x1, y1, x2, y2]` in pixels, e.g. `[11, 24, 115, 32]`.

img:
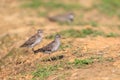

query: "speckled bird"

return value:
[34, 34, 61, 54]
[20, 29, 43, 51]
[48, 12, 74, 23]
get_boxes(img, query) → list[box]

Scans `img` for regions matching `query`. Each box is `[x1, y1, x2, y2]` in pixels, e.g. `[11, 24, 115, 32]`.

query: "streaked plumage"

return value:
[20, 29, 43, 51]
[48, 12, 74, 23]
[34, 34, 61, 54]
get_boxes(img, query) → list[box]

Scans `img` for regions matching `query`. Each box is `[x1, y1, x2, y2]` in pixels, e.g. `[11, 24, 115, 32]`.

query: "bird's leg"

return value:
[48, 53, 52, 62]
[32, 48, 35, 53]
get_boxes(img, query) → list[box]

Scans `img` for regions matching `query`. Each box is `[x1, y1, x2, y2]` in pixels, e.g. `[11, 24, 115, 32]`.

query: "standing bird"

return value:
[34, 34, 61, 55]
[48, 12, 74, 23]
[20, 29, 43, 52]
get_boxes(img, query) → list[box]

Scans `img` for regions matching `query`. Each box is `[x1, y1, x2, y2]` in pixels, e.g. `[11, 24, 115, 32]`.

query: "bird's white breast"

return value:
[52, 41, 60, 51]
[31, 37, 41, 47]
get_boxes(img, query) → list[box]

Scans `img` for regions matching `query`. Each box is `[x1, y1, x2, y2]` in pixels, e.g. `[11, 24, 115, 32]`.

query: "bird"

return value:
[48, 12, 74, 23]
[34, 34, 61, 54]
[20, 29, 43, 52]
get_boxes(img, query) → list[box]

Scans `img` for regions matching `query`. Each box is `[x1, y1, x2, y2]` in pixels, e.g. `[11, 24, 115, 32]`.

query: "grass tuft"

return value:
[95, 0, 120, 17]
[106, 32, 120, 37]
[38, 11, 48, 17]
[46, 28, 105, 39]
[59, 28, 105, 38]
[73, 58, 94, 66]
[32, 65, 58, 80]
[89, 21, 98, 27]
[60, 44, 72, 51]
[22, 0, 81, 10]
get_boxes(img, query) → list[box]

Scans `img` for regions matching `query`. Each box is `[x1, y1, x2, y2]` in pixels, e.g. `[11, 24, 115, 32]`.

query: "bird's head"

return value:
[55, 34, 61, 39]
[37, 29, 43, 35]
[68, 12, 75, 21]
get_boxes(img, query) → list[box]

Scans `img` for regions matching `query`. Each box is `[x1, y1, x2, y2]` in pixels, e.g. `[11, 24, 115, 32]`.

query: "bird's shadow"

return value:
[41, 54, 64, 62]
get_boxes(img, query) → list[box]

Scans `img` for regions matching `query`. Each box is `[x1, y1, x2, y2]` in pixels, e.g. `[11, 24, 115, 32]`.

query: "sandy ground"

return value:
[0, 0, 120, 80]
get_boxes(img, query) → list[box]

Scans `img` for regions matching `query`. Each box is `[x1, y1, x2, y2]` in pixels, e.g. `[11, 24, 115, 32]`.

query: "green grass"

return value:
[88, 56, 115, 63]
[106, 32, 120, 37]
[60, 43, 72, 51]
[32, 65, 59, 80]
[73, 58, 94, 67]
[95, 0, 120, 17]
[46, 29, 120, 39]
[46, 28, 103, 38]
[105, 57, 114, 62]
[32, 58, 94, 79]
[32, 58, 94, 80]
[22, 0, 42, 8]
[90, 55, 105, 62]
[72, 47, 83, 57]
[45, 34, 55, 39]
[54, 28, 104, 38]
[89, 21, 98, 27]
[22, 0, 81, 10]
[38, 11, 48, 17]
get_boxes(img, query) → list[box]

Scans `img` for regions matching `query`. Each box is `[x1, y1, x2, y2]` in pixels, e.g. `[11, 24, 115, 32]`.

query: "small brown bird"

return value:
[48, 12, 74, 23]
[20, 29, 43, 52]
[34, 34, 61, 54]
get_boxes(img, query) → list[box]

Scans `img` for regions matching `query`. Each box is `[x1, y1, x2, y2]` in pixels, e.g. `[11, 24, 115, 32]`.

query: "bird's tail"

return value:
[20, 44, 25, 47]
[33, 48, 44, 54]
[47, 16, 56, 22]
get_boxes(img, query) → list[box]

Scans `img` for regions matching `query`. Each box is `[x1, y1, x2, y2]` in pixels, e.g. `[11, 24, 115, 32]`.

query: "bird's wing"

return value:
[48, 14, 65, 21]
[48, 16, 57, 21]
[41, 41, 55, 51]
[34, 41, 55, 53]
[20, 34, 38, 47]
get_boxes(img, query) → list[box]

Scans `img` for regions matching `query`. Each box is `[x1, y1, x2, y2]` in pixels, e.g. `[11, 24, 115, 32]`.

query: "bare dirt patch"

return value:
[0, 0, 120, 80]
